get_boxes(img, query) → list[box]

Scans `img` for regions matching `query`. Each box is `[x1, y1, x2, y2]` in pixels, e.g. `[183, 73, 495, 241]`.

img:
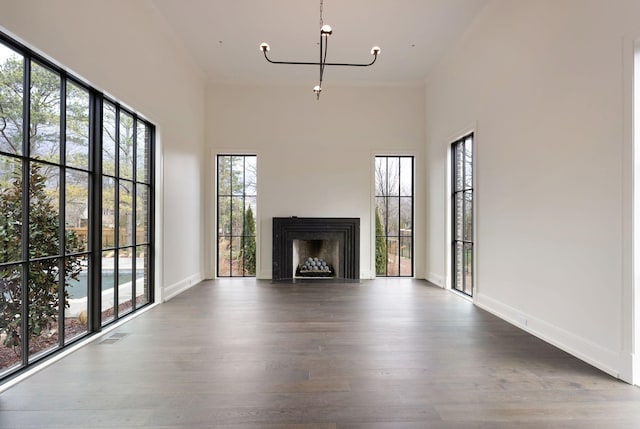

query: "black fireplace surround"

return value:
[272, 217, 360, 280]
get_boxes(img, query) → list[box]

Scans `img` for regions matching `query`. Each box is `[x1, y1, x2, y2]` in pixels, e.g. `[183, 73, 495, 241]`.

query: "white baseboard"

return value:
[476, 293, 629, 382]
[634, 353, 640, 386]
[427, 272, 445, 288]
[163, 272, 203, 301]
[257, 270, 272, 280]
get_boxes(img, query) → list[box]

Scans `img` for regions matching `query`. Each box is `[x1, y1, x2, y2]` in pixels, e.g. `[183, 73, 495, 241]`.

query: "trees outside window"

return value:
[451, 134, 474, 296]
[375, 156, 414, 277]
[0, 34, 154, 381]
[217, 155, 257, 277]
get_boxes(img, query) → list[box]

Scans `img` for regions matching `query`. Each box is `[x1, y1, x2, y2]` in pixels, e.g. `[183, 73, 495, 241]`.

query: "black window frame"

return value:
[451, 133, 474, 296]
[0, 31, 155, 384]
[216, 154, 257, 278]
[374, 155, 414, 277]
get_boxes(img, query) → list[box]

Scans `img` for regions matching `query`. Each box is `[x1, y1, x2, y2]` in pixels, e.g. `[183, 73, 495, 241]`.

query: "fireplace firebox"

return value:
[272, 217, 359, 281]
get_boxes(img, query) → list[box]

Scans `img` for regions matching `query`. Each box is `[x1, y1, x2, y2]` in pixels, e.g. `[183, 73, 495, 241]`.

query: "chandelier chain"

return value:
[320, 0, 324, 29]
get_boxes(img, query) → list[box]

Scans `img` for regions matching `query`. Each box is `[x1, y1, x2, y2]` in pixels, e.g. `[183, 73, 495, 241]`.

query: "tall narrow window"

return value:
[375, 156, 414, 277]
[451, 134, 474, 296]
[217, 155, 257, 277]
[101, 103, 153, 324]
[0, 33, 154, 382]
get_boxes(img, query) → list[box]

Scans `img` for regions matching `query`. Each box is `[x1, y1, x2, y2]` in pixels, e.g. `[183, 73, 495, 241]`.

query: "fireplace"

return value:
[272, 217, 359, 280]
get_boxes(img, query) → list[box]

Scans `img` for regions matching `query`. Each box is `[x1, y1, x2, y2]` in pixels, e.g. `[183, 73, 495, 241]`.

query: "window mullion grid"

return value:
[20, 55, 31, 367]
[384, 157, 389, 276]
[131, 117, 137, 309]
[229, 160, 233, 276]
[451, 142, 459, 292]
[90, 94, 102, 332]
[113, 106, 120, 319]
[467, 136, 474, 295]
[58, 76, 66, 347]
[396, 158, 400, 276]
[241, 156, 246, 277]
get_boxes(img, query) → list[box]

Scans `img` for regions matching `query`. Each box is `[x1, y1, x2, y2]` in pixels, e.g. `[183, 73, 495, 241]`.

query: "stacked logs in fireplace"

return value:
[296, 257, 335, 277]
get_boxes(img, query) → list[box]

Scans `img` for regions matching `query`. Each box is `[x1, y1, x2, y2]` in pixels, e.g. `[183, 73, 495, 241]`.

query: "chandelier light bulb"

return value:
[259, 43, 270, 52]
[321, 24, 332, 35]
[313, 85, 322, 93]
[371, 46, 381, 55]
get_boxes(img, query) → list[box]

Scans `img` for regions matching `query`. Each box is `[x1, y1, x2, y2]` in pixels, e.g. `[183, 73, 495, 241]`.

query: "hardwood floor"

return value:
[1, 278, 639, 428]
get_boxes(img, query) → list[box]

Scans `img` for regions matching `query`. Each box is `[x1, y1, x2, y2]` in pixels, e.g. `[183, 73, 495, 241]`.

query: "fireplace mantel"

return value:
[272, 217, 360, 280]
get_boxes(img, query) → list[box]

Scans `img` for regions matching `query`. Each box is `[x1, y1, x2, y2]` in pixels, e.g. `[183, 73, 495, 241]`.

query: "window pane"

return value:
[386, 157, 399, 196]
[230, 236, 243, 276]
[386, 237, 399, 276]
[245, 196, 257, 221]
[28, 258, 61, 361]
[231, 156, 244, 195]
[0, 155, 22, 263]
[400, 196, 412, 233]
[135, 245, 149, 307]
[464, 138, 473, 189]
[0, 44, 24, 155]
[218, 197, 231, 236]
[136, 122, 149, 183]
[454, 193, 463, 241]
[136, 183, 149, 244]
[399, 237, 412, 276]
[29, 61, 61, 163]
[102, 177, 115, 248]
[0, 264, 23, 375]
[455, 142, 464, 191]
[375, 197, 387, 235]
[374, 206, 387, 276]
[245, 156, 256, 195]
[118, 248, 133, 316]
[102, 102, 116, 176]
[65, 255, 88, 344]
[242, 201, 256, 277]
[386, 197, 399, 237]
[217, 156, 231, 196]
[29, 162, 60, 258]
[455, 242, 463, 292]
[65, 170, 89, 253]
[400, 157, 412, 196]
[65, 81, 89, 170]
[464, 190, 473, 241]
[231, 196, 244, 236]
[119, 112, 134, 179]
[464, 243, 473, 295]
[375, 157, 387, 196]
[119, 180, 133, 247]
[101, 250, 115, 325]
[218, 236, 231, 277]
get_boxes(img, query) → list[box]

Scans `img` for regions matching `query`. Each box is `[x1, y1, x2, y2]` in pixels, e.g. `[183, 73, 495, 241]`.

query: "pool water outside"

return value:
[66, 269, 143, 299]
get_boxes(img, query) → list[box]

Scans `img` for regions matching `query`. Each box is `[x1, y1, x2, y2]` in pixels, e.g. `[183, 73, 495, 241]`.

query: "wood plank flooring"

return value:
[1, 278, 639, 428]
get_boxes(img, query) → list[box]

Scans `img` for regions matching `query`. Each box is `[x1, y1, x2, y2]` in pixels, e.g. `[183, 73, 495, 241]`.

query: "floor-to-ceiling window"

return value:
[0, 33, 154, 381]
[375, 156, 414, 277]
[216, 155, 256, 277]
[100, 102, 152, 324]
[451, 134, 474, 296]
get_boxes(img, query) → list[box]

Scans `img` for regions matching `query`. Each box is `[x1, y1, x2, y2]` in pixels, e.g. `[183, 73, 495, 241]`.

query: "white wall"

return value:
[0, 0, 207, 300]
[206, 84, 425, 279]
[425, 0, 640, 381]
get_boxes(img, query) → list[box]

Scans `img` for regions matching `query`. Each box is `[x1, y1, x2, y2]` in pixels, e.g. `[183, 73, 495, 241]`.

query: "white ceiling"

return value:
[150, 0, 488, 86]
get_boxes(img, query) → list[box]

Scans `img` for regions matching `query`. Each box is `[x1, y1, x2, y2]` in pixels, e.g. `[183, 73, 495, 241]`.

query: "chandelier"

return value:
[259, 0, 380, 100]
